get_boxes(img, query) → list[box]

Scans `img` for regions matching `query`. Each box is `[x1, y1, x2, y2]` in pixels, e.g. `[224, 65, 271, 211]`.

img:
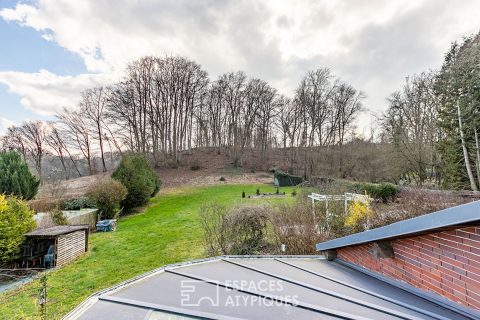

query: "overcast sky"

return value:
[0, 0, 479, 135]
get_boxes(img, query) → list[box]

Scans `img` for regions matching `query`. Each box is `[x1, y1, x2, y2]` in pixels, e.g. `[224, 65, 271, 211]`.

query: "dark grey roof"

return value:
[316, 200, 480, 251]
[64, 256, 475, 320]
[26, 225, 88, 238]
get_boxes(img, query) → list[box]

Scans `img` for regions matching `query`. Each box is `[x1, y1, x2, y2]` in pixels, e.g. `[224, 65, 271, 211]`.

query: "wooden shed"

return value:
[23, 225, 89, 268]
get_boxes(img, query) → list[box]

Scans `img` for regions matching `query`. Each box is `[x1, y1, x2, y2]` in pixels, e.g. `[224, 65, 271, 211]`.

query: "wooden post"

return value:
[85, 229, 89, 252]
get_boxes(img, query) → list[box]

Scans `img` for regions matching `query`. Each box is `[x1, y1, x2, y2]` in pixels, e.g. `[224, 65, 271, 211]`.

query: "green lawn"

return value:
[0, 184, 295, 320]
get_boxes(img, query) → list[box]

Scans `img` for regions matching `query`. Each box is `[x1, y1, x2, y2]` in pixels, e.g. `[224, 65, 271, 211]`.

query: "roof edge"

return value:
[335, 258, 480, 320]
[26, 225, 89, 238]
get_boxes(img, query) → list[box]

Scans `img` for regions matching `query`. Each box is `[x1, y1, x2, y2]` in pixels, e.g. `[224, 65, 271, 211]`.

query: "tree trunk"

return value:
[457, 102, 478, 191]
[475, 128, 480, 187]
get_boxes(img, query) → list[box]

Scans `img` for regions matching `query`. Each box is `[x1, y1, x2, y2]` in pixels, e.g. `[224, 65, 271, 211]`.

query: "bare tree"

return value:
[332, 83, 364, 146]
[19, 121, 50, 178]
[81, 87, 109, 172]
[46, 123, 82, 179]
[1, 126, 27, 159]
[57, 108, 94, 175]
[383, 73, 440, 184]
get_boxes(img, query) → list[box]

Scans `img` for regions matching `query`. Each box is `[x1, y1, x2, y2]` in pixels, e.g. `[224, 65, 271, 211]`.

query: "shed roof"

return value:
[65, 256, 475, 320]
[316, 200, 480, 251]
[26, 225, 88, 238]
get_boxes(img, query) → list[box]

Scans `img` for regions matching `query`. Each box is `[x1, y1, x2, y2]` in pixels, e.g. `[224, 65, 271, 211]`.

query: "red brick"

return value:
[460, 227, 476, 234]
[337, 225, 480, 310]
[470, 246, 480, 256]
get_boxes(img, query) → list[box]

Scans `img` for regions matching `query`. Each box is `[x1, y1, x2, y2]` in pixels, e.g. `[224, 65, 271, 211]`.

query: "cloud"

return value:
[0, 117, 15, 133]
[0, 70, 110, 115]
[0, 0, 479, 122]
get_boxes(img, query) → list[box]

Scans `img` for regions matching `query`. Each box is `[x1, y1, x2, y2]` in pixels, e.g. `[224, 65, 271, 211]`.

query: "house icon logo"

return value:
[181, 280, 220, 307]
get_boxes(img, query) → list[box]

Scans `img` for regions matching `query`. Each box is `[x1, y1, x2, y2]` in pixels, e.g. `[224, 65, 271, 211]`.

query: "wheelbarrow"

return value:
[96, 219, 117, 232]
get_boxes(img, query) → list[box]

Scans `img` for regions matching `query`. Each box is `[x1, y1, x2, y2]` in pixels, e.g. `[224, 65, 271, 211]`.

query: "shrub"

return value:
[63, 197, 96, 210]
[0, 151, 40, 200]
[112, 154, 161, 209]
[226, 206, 270, 254]
[352, 182, 398, 202]
[0, 194, 36, 265]
[50, 209, 68, 225]
[370, 188, 471, 228]
[29, 198, 67, 213]
[86, 179, 127, 219]
[199, 204, 271, 255]
[270, 201, 327, 255]
[345, 199, 375, 233]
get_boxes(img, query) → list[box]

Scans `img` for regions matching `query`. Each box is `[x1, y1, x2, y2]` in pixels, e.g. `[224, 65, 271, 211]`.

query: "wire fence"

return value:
[0, 268, 47, 319]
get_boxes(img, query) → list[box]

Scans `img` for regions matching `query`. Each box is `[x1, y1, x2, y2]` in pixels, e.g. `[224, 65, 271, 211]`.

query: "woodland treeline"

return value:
[382, 32, 480, 190]
[0, 57, 364, 179]
[1, 31, 480, 190]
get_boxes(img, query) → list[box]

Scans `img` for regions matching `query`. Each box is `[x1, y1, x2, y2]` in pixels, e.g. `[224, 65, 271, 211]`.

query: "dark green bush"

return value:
[352, 182, 398, 202]
[63, 197, 96, 210]
[112, 154, 161, 209]
[86, 179, 127, 219]
[0, 151, 39, 200]
[0, 195, 36, 264]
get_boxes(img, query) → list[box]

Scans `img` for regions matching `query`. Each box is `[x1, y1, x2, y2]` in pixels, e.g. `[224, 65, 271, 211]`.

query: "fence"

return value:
[34, 209, 98, 230]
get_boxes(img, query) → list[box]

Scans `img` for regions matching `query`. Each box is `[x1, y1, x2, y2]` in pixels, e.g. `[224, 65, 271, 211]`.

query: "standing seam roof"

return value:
[65, 256, 478, 320]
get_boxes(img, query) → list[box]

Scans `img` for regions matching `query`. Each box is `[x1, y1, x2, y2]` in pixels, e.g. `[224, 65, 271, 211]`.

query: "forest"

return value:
[1, 32, 480, 190]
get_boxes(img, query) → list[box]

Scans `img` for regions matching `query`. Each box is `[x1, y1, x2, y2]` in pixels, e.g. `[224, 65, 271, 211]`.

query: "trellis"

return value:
[308, 192, 372, 215]
[307, 192, 373, 232]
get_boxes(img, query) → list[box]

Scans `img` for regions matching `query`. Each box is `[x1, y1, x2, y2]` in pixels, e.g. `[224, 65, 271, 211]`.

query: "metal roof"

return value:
[316, 200, 480, 251]
[26, 225, 89, 238]
[64, 256, 476, 320]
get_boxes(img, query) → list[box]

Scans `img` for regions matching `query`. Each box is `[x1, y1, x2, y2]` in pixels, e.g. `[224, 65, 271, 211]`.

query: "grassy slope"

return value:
[0, 184, 295, 320]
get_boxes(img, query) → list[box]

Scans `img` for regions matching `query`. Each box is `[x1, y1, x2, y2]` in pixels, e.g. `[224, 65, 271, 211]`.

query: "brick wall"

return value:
[337, 226, 480, 310]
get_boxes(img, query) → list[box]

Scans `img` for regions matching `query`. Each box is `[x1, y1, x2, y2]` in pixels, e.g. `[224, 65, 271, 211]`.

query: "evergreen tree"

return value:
[436, 33, 480, 190]
[112, 154, 161, 209]
[0, 151, 40, 200]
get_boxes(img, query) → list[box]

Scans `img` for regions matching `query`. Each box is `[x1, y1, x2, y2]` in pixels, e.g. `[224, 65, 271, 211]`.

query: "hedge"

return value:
[352, 182, 398, 202]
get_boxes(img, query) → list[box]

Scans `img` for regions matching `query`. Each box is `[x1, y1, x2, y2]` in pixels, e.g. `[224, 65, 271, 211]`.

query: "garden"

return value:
[0, 150, 475, 319]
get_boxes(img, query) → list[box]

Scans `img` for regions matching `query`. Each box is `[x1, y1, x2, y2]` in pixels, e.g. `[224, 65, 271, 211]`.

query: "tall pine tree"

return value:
[436, 33, 480, 190]
[0, 151, 40, 200]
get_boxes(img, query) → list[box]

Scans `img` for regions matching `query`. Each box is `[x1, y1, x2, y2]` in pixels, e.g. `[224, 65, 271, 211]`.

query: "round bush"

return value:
[112, 154, 161, 209]
[352, 182, 398, 202]
[63, 197, 96, 210]
[0, 194, 36, 264]
[86, 179, 127, 219]
[0, 151, 40, 200]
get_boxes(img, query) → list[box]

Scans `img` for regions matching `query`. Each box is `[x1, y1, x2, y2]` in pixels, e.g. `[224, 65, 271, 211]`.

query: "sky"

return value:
[0, 0, 479, 135]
